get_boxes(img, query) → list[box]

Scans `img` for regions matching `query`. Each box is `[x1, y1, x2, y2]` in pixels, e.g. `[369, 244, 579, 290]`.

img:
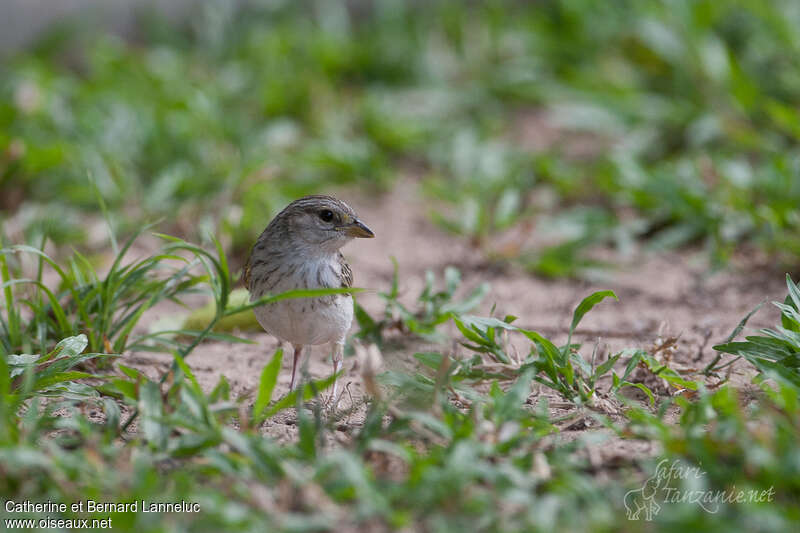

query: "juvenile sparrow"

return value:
[243, 195, 374, 405]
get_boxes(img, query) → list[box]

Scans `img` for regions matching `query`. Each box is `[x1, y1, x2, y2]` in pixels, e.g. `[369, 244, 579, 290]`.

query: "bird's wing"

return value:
[338, 253, 353, 288]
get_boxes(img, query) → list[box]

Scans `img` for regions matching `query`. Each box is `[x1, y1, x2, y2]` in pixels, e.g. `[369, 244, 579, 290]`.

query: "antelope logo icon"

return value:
[624, 463, 663, 521]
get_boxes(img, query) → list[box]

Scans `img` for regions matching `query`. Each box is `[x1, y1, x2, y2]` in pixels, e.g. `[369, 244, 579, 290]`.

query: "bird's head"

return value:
[277, 195, 374, 252]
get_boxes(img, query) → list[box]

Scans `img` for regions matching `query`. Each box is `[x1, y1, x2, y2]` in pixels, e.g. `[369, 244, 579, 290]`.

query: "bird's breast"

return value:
[249, 255, 352, 345]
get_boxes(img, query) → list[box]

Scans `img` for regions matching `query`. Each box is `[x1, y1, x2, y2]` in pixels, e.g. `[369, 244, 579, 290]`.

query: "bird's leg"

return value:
[330, 341, 344, 408]
[290, 344, 304, 391]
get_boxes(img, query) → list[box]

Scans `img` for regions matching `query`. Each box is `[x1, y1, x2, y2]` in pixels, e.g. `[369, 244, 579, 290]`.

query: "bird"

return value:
[243, 195, 374, 407]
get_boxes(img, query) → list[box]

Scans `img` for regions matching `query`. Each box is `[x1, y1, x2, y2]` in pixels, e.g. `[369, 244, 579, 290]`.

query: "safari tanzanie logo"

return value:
[624, 459, 775, 521]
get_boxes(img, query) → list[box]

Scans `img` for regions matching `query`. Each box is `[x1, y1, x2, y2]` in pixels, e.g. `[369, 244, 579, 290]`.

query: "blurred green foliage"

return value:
[2, 1, 800, 531]
[1, 0, 798, 269]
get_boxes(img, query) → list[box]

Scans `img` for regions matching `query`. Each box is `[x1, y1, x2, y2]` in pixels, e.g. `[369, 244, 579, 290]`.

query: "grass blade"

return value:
[566, 290, 618, 355]
[253, 348, 283, 424]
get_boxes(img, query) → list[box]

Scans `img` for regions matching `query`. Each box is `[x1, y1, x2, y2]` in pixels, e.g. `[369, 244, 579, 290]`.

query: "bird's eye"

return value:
[319, 209, 334, 222]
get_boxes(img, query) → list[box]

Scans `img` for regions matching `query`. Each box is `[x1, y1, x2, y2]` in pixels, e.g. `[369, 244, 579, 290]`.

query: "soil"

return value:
[123, 179, 788, 458]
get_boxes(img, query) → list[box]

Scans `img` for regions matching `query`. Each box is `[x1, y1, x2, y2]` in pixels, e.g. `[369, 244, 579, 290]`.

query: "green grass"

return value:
[2, 238, 798, 531]
[714, 275, 800, 389]
[2, 1, 800, 531]
[355, 260, 490, 344]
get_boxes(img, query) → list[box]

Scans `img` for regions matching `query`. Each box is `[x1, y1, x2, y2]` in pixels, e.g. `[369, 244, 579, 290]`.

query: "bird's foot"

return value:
[293, 393, 339, 414]
[321, 390, 342, 412]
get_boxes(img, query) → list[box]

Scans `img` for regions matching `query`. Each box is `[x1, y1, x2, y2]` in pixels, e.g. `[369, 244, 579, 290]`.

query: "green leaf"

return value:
[366, 439, 412, 463]
[262, 373, 337, 420]
[618, 350, 645, 382]
[297, 408, 317, 459]
[44, 334, 89, 363]
[722, 301, 765, 344]
[774, 302, 800, 330]
[1, 278, 72, 336]
[402, 411, 453, 439]
[168, 433, 221, 458]
[569, 350, 593, 377]
[413, 352, 445, 370]
[750, 358, 800, 389]
[523, 330, 565, 366]
[7, 354, 40, 365]
[453, 316, 489, 346]
[616, 381, 656, 405]
[212, 235, 230, 310]
[209, 374, 230, 403]
[594, 352, 622, 379]
[786, 274, 800, 313]
[566, 290, 618, 354]
[494, 368, 534, 420]
[253, 348, 283, 423]
[7, 354, 40, 378]
[139, 380, 168, 449]
[173, 351, 203, 396]
[229, 287, 364, 316]
[354, 301, 376, 330]
[713, 339, 791, 362]
[640, 353, 698, 391]
[559, 361, 575, 386]
[458, 315, 519, 331]
[103, 397, 121, 431]
[33, 371, 98, 392]
[0, 346, 10, 408]
[108, 378, 138, 401]
[118, 364, 145, 381]
[441, 282, 490, 315]
[388, 256, 399, 299]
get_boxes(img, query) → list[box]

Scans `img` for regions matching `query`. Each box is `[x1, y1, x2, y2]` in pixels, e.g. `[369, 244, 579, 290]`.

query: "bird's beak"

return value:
[341, 219, 375, 238]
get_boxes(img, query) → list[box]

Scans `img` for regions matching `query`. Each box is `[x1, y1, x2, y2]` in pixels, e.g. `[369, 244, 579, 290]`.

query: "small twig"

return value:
[703, 353, 724, 375]
[712, 356, 742, 374]
[448, 386, 472, 408]
[694, 330, 713, 362]
[590, 339, 600, 375]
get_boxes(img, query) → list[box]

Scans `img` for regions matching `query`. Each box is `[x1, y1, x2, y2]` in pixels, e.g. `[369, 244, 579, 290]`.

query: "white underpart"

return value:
[251, 254, 353, 346]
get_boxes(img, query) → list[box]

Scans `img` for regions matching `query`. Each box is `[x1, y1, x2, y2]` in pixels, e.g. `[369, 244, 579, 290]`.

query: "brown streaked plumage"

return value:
[244, 195, 373, 407]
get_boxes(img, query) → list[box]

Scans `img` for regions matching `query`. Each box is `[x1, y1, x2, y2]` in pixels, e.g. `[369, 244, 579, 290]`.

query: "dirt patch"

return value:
[124, 180, 787, 449]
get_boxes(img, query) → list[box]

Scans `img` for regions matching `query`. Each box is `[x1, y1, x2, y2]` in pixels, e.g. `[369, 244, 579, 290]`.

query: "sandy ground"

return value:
[124, 179, 787, 450]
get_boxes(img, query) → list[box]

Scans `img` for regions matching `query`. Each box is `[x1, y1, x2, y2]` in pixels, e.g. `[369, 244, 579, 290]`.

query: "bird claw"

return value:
[295, 392, 340, 414]
[322, 390, 342, 412]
